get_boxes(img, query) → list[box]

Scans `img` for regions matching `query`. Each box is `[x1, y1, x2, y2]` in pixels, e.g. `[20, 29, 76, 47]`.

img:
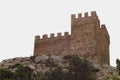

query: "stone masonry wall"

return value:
[97, 25, 110, 64]
[34, 32, 71, 56]
[34, 11, 110, 65]
[71, 12, 99, 58]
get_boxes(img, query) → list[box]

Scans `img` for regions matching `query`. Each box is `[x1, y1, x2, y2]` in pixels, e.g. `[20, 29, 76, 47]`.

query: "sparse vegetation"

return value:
[45, 55, 96, 80]
[45, 66, 64, 80]
[64, 55, 96, 80]
[104, 58, 120, 80]
[0, 55, 97, 80]
[116, 59, 120, 76]
[0, 64, 33, 80]
[14, 65, 33, 80]
[105, 75, 120, 80]
[0, 68, 14, 80]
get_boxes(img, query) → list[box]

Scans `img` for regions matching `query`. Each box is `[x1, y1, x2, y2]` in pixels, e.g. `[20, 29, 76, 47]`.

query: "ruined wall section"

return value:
[34, 32, 71, 56]
[71, 12, 99, 58]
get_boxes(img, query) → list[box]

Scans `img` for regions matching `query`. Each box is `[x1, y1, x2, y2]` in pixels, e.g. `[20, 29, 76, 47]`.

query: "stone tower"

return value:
[70, 11, 110, 64]
[34, 11, 110, 65]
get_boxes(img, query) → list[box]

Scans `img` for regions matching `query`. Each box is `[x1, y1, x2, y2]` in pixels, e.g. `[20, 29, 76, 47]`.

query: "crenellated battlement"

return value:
[34, 11, 110, 65]
[71, 11, 98, 20]
[35, 32, 70, 41]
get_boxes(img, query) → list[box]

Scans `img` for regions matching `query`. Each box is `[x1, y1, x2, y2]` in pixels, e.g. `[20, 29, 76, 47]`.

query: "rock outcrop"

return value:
[0, 55, 117, 80]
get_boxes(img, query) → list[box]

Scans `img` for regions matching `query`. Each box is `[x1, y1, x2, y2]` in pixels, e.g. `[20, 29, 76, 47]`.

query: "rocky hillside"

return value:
[0, 55, 118, 80]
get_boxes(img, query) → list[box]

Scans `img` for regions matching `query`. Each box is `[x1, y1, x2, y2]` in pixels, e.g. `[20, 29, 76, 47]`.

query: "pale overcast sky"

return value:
[0, 0, 120, 66]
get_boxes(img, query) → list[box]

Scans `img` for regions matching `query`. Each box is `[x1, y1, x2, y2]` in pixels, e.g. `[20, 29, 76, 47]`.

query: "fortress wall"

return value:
[95, 24, 110, 64]
[71, 11, 99, 57]
[33, 11, 110, 65]
[99, 25, 110, 64]
[71, 11, 98, 28]
[34, 32, 71, 56]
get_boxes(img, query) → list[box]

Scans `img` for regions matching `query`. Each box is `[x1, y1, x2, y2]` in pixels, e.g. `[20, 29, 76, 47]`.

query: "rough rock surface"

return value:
[0, 55, 118, 80]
